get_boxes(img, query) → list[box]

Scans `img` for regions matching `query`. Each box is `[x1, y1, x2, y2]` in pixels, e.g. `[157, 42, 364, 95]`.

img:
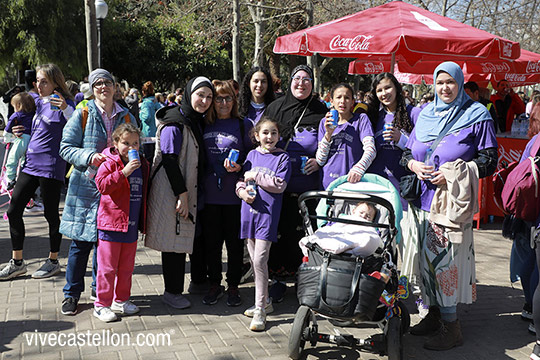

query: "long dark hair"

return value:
[367, 73, 413, 133]
[238, 67, 275, 117]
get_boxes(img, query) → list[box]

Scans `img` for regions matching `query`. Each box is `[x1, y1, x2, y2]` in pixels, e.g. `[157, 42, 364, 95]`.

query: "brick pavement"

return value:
[0, 200, 536, 360]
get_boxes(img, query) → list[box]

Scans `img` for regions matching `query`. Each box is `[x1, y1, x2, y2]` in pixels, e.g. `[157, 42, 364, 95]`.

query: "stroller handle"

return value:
[297, 190, 398, 239]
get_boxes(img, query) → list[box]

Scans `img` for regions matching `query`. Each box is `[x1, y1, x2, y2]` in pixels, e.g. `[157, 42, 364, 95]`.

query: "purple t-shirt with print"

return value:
[317, 113, 374, 189]
[240, 149, 291, 242]
[98, 167, 143, 243]
[23, 98, 74, 181]
[368, 105, 420, 194]
[406, 120, 497, 211]
[278, 125, 320, 193]
[203, 118, 254, 205]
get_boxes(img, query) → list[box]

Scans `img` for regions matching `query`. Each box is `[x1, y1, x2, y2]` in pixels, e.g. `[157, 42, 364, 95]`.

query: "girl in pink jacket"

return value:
[93, 123, 149, 322]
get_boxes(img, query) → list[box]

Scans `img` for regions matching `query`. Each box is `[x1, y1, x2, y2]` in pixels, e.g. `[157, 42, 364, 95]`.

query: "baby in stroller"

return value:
[298, 201, 383, 257]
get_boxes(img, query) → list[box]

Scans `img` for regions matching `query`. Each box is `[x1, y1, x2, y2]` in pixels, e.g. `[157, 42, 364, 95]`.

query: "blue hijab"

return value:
[415, 61, 492, 142]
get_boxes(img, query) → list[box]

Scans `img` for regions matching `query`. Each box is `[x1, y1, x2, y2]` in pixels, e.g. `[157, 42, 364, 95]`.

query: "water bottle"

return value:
[424, 148, 435, 179]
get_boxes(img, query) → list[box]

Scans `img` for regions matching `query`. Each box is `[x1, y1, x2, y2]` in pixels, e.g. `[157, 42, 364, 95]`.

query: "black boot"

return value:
[410, 306, 442, 336]
[423, 319, 463, 351]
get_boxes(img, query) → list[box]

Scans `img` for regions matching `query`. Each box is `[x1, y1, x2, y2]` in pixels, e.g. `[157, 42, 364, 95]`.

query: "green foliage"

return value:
[102, 0, 231, 91]
[0, 0, 86, 90]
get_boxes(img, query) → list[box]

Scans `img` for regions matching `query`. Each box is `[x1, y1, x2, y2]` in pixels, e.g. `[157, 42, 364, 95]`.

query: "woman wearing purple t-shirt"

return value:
[238, 67, 275, 126]
[316, 82, 376, 190]
[0, 64, 75, 281]
[145, 77, 214, 310]
[367, 73, 419, 204]
[400, 62, 497, 350]
[263, 65, 327, 303]
[201, 80, 253, 307]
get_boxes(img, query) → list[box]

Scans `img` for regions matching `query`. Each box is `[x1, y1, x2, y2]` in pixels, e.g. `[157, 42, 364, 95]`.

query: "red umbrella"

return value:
[273, 1, 520, 69]
[347, 49, 540, 86]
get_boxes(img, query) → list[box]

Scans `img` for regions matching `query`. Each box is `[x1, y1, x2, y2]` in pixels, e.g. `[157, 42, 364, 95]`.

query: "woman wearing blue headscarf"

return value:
[399, 62, 498, 350]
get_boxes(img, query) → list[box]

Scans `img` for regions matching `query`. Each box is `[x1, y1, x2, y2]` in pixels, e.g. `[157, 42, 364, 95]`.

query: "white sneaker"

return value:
[31, 259, 61, 279]
[244, 300, 273, 317]
[94, 306, 118, 322]
[111, 300, 140, 315]
[25, 199, 44, 213]
[0, 259, 27, 280]
[249, 307, 266, 331]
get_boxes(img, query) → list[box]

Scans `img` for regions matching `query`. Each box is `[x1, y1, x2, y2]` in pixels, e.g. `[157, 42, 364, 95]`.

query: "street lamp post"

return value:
[95, 0, 108, 68]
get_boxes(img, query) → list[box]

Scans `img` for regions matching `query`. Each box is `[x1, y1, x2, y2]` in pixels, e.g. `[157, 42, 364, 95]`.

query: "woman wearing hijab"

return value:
[263, 65, 328, 304]
[400, 62, 497, 350]
[145, 77, 214, 309]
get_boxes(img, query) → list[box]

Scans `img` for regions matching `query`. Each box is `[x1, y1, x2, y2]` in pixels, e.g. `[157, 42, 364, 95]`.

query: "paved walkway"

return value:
[0, 200, 536, 359]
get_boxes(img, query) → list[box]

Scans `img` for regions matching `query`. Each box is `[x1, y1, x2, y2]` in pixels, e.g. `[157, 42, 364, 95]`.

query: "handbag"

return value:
[296, 243, 386, 320]
[399, 173, 422, 201]
[399, 99, 474, 202]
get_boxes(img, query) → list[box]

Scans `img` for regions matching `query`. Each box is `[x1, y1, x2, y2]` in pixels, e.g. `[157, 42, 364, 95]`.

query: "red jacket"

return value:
[490, 92, 525, 132]
[95, 147, 150, 234]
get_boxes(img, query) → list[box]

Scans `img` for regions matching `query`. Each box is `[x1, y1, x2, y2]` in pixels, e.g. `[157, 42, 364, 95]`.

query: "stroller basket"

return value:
[297, 243, 386, 321]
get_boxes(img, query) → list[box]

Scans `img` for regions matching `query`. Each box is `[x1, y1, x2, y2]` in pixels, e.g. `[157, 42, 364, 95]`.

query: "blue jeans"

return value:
[63, 240, 98, 299]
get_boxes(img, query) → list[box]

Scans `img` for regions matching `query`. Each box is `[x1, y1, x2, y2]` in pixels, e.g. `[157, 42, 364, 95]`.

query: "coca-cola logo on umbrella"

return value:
[329, 35, 373, 51]
[505, 73, 526, 82]
[501, 41, 514, 58]
[480, 62, 511, 73]
[363, 62, 384, 73]
[526, 61, 540, 73]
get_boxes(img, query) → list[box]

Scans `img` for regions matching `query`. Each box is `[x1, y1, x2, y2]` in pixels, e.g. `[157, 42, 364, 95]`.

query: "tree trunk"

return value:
[85, 0, 99, 73]
[232, 0, 241, 82]
[249, 1, 265, 67]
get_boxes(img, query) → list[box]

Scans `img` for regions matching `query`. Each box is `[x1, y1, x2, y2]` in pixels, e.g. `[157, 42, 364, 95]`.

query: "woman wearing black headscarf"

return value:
[145, 77, 214, 309]
[263, 65, 328, 304]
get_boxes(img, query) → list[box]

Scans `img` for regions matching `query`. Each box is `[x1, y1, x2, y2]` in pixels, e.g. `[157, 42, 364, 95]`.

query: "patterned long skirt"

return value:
[401, 204, 476, 307]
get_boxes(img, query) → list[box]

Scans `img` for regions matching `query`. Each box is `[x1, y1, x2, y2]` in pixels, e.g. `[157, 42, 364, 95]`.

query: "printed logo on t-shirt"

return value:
[251, 166, 276, 177]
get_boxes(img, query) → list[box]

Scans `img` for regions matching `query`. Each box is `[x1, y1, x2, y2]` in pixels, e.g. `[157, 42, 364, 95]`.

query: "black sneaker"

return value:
[531, 343, 540, 360]
[269, 280, 287, 303]
[61, 297, 78, 315]
[202, 285, 225, 305]
[226, 287, 242, 307]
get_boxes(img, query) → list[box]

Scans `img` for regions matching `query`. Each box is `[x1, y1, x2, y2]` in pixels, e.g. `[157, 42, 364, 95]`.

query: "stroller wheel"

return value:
[385, 316, 403, 360]
[288, 305, 312, 359]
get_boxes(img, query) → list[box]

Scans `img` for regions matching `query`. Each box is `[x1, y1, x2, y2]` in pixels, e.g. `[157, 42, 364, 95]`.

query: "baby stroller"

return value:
[288, 174, 410, 360]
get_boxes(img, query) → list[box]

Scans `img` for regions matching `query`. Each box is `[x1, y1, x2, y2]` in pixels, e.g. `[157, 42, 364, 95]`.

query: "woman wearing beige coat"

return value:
[145, 77, 214, 309]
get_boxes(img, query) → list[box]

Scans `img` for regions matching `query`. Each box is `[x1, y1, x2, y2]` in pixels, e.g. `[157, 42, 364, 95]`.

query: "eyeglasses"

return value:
[215, 96, 233, 103]
[93, 80, 114, 88]
[291, 76, 312, 84]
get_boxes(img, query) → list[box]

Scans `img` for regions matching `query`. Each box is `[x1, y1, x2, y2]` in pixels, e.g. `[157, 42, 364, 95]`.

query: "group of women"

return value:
[0, 60, 499, 349]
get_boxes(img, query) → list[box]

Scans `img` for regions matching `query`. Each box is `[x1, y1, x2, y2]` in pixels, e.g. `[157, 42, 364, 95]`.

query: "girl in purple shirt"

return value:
[238, 67, 275, 126]
[236, 117, 291, 332]
[316, 82, 376, 190]
[1, 64, 75, 281]
[400, 62, 497, 350]
[367, 73, 419, 207]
